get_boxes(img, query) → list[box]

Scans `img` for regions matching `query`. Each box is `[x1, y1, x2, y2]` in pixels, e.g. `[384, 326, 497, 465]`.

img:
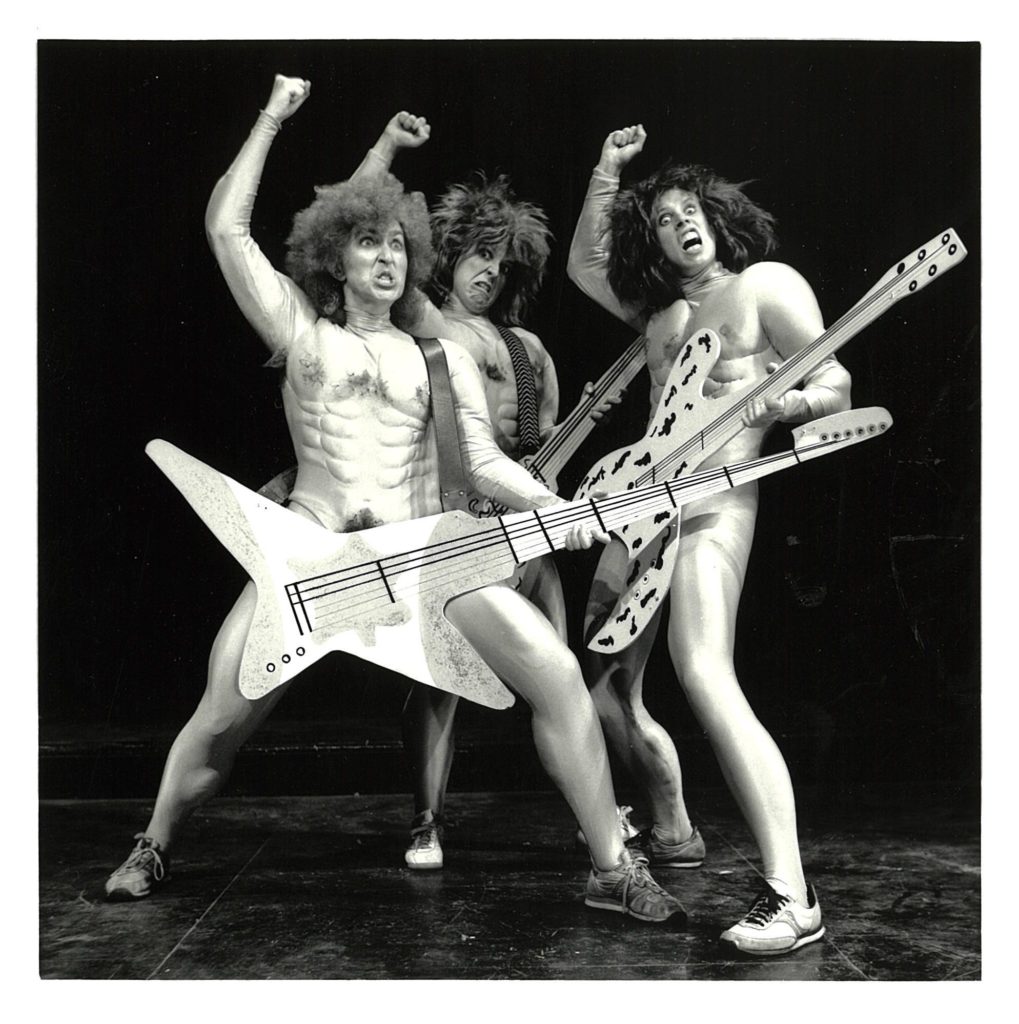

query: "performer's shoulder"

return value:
[740, 260, 810, 289]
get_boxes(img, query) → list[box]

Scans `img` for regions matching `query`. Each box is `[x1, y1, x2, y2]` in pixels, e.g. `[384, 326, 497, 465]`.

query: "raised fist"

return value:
[384, 111, 431, 149]
[264, 75, 312, 122]
[598, 124, 647, 175]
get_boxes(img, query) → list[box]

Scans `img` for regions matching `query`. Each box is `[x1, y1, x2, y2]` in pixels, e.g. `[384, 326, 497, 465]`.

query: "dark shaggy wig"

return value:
[428, 174, 552, 327]
[607, 163, 778, 315]
[284, 172, 434, 330]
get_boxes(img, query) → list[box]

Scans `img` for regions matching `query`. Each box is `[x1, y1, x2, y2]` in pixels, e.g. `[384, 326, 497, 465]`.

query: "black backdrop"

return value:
[37, 39, 980, 801]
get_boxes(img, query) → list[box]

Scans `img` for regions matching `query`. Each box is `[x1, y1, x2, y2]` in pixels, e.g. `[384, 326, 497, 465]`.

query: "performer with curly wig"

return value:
[104, 81, 683, 927]
[351, 112, 628, 871]
[567, 124, 851, 955]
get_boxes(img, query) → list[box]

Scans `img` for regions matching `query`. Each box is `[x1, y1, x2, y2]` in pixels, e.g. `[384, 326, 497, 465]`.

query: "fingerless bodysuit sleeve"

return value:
[205, 111, 318, 355]
[567, 168, 645, 331]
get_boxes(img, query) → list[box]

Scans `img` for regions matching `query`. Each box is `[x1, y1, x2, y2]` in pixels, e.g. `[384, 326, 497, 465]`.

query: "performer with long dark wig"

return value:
[350, 113, 631, 870]
[104, 79, 683, 927]
[568, 124, 851, 954]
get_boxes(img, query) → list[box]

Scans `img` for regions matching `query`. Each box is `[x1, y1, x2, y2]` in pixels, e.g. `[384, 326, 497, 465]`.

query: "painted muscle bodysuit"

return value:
[209, 114, 557, 531]
[566, 165, 850, 900]
[570, 169, 849, 495]
[414, 304, 559, 459]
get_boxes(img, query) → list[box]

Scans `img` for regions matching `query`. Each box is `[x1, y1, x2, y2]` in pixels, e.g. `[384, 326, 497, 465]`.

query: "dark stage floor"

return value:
[39, 789, 980, 981]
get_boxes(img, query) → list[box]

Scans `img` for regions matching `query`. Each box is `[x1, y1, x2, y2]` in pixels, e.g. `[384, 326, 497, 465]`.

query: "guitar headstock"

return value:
[863, 228, 967, 304]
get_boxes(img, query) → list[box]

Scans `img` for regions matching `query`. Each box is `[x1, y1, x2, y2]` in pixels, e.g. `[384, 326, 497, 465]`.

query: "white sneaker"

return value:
[404, 810, 444, 870]
[575, 805, 640, 848]
[720, 883, 825, 956]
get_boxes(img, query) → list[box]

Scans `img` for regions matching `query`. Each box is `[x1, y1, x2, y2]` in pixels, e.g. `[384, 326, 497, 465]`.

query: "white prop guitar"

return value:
[573, 228, 967, 652]
[468, 334, 646, 517]
[147, 407, 892, 709]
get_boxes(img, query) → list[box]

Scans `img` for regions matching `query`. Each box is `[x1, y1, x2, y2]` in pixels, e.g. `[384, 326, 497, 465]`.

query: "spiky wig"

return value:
[607, 163, 778, 315]
[284, 172, 434, 330]
[428, 174, 552, 327]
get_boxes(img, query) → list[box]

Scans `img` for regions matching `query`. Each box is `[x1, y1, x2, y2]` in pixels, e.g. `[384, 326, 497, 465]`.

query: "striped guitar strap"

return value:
[495, 325, 541, 456]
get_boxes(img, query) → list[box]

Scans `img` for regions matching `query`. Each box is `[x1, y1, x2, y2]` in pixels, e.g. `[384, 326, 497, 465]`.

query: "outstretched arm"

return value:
[567, 125, 648, 331]
[741, 263, 852, 427]
[205, 75, 318, 356]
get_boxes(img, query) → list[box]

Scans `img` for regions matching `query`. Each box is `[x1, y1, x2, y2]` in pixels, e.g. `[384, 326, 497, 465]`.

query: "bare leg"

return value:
[583, 538, 694, 844]
[144, 581, 293, 852]
[445, 583, 624, 870]
[667, 488, 808, 904]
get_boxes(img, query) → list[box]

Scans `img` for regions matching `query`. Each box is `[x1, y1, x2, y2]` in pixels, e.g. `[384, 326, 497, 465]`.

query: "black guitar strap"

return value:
[415, 337, 471, 512]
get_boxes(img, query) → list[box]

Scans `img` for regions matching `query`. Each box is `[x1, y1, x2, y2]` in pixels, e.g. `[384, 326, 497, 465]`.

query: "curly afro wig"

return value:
[428, 174, 552, 327]
[607, 163, 778, 315]
[284, 171, 434, 330]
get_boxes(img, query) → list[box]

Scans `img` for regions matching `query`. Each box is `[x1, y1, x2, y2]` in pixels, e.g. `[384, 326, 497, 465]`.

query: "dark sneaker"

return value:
[104, 834, 169, 901]
[720, 883, 825, 956]
[404, 809, 444, 870]
[629, 825, 706, 869]
[575, 804, 640, 848]
[585, 849, 687, 924]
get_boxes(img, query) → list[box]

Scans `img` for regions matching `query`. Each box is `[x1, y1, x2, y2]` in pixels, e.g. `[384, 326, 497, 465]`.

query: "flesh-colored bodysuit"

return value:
[136, 116, 628, 871]
[567, 166, 851, 896]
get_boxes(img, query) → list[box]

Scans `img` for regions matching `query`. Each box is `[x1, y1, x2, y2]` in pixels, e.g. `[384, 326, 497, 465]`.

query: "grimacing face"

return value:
[338, 219, 408, 314]
[652, 188, 717, 277]
[449, 240, 510, 315]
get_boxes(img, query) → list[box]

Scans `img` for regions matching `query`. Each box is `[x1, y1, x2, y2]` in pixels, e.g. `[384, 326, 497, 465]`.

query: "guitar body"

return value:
[573, 329, 746, 650]
[146, 441, 518, 708]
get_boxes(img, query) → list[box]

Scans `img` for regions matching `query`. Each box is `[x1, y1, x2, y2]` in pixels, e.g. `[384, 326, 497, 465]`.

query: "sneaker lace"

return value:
[626, 852, 667, 896]
[121, 834, 166, 881]
[743, 886, 789, 926]
[409, 822, 438, 849]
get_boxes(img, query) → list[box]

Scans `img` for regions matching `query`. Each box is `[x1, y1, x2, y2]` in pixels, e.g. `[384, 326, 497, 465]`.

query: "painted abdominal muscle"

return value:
[282, 337, 438, 529]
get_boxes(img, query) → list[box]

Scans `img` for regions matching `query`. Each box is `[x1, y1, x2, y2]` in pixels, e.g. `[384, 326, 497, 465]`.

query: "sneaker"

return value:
[575, 805, 640, 848]
[104, 834, 169, 901]
[629, 825, 706, 869]
[719, 882, 825, 956]
[584, 849, 687, 924]
[404, 809, 444, 870]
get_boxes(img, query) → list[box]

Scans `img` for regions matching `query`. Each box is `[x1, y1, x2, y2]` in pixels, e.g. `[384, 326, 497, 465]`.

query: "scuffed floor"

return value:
[39, 790, 980, 980]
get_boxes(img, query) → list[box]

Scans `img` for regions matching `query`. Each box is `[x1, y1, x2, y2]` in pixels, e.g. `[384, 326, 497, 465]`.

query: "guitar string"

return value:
[306, 440, 834, 628]
[529, 335, 646, 472]
[303, 435, 853, 629]
[475, 335, 647, 518]
[584, 234, 955, 494]
[301, 426, 861, 604]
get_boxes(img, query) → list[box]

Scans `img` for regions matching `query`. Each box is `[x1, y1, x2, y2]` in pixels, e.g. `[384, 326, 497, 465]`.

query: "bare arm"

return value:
[205, 75, 318, 355]
[742, 263, 852, 426]
[567, 125, 648, 331]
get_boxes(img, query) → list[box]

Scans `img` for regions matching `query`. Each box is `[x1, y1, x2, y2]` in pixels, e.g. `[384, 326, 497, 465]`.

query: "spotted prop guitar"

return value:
[573, 228, 967, 652]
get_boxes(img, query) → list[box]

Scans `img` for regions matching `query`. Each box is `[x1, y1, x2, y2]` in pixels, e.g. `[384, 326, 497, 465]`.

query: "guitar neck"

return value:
[529, 334, 646, 482]
[640, 229, 965, 487]
[501, 408, 890, 565]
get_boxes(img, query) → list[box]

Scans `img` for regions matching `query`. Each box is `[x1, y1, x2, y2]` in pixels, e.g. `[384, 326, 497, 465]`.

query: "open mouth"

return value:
[473, 279, 492, 295]
[682, 230, 703, 252]
[375, 271, 396, 286]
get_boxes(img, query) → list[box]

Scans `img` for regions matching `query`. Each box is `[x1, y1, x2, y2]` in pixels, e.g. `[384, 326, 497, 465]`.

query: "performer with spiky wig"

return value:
[352, 113, 629, 871]
[567, 125, 851, 955]
[104, 80, 684, 928]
